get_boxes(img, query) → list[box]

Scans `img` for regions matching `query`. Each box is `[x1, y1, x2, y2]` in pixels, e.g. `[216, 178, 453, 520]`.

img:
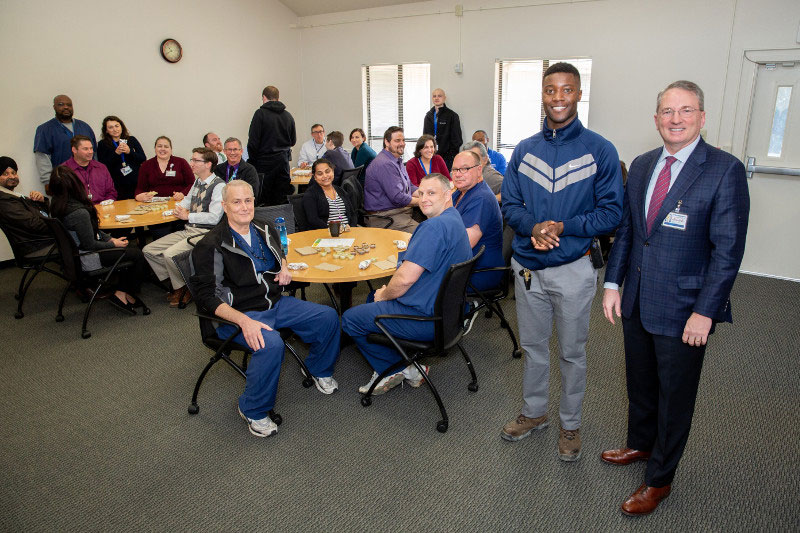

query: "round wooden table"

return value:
[97, 199, 178, 230]
[286, 227, 412, 283]
[290, 167, 312, 186]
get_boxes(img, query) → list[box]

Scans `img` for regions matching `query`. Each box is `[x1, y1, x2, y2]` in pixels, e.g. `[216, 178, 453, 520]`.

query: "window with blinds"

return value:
[362, 63, 430, 160]
[493, 58, 592, 161]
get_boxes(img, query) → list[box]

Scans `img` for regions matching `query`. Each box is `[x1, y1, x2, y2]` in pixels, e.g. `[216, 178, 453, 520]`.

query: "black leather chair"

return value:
[341, 171, 392, 228]
[0, 219, 62, 319]
[465, 225, 522, 358]
[361, 247, 484, 433]
[171, 250, 314, 425]
[42, 217, 150, 339]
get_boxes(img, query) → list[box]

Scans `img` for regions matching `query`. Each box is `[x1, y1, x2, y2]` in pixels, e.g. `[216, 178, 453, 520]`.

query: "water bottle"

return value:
[275, 217, 289, 255]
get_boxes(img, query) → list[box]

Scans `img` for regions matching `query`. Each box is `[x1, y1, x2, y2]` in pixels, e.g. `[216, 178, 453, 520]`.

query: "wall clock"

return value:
[160, 39, 182, 63]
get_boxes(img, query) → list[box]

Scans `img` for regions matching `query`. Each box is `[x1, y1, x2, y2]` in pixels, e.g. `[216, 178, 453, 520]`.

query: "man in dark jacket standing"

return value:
[423, 88, 462, 169]
[191, 180, 341, 438]
[247, 86, 297, 206]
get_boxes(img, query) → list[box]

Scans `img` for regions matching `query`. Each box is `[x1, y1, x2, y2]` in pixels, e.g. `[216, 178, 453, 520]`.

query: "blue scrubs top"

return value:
[397, 207, 472, 315]
[34, 118, 97, 166]
[453, 181, 504, 291]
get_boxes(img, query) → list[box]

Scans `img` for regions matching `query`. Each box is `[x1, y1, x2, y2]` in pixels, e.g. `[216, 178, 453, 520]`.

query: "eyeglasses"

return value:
[311, 130, 324, 134]
[224, 147, 242, 152]
[659, 107, 699, 118]
[451, 165, 479, 175]
[190, 158, 206, 164]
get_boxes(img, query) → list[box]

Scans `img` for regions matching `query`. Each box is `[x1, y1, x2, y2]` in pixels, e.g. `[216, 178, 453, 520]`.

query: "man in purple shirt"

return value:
[363, 126, 419, 232]
[62, 135, 117, 204]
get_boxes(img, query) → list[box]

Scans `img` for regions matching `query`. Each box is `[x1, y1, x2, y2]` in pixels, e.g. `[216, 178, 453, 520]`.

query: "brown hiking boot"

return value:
[558, 427, 581, 462]
[501, 413, 549, 441]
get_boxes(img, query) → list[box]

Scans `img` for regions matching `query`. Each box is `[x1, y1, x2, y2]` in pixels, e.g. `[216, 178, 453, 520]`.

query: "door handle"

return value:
[746, 157, 800, 178]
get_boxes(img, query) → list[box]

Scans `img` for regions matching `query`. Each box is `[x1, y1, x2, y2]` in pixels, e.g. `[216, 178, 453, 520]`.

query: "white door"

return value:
[741, 62, 800, 280]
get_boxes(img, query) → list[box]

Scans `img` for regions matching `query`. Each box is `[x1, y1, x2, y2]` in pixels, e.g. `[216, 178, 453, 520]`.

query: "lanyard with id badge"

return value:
[165, 162, 177, 177]
[115, 140, 133, 176]
[662, 200, 688, 231]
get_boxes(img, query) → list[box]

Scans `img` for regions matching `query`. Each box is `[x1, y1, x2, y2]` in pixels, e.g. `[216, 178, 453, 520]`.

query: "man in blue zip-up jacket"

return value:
[499, 62, 623, 461]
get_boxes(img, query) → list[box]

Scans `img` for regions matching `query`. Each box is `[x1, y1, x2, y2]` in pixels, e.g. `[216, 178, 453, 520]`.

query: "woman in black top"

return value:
[302, 158, 357, 230]
[49, 166, 147, 313]
[96, 115, 146, 200]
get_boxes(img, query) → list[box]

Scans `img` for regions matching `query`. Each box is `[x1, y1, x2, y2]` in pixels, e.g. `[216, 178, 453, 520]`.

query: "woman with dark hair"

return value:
[405, 134, 451, 186]
[134, 136, 194, 202]
[49, 165, 148, 313]
[349, 128, 377, 170]
[302, 158, 357, 230]
[96, 116, 146, 200]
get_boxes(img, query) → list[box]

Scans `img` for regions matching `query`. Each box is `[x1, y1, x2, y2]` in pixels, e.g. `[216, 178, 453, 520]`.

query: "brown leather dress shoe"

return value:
[621, 484, 671, 516]
[601, 448, 651, 465]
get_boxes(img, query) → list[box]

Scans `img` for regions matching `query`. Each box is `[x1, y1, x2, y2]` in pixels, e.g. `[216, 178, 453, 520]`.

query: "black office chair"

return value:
[339, 165, 363, 191]
[361, 247, 484, 433]
[287, 193, 310, 233]
[0, 220, 62, 319]
[42, 217, 150, 339]
[255, 203, 311, 303]
[465, 224, 522, 358]
[341, 171, 392, 228]
[171, 251, 314, 425]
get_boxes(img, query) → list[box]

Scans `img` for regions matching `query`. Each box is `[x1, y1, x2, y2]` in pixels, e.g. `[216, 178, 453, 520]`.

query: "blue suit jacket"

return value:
[604, 138, 750, 337]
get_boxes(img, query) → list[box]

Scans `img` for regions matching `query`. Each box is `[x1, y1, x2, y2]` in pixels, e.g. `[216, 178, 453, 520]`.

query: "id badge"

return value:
[165, 170, 177, 177]
[120, 165, 133, 176]
[662, 211, 688, 231]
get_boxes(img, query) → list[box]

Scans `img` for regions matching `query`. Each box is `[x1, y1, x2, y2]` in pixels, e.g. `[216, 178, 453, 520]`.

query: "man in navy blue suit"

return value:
[601, 81, 750, 516]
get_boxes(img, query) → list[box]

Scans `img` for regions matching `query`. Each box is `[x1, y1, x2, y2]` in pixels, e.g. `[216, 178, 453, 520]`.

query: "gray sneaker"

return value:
[358, 370, 404, 395]
[500, 413, 549, 441]
[558, 427, 581, 462]
[238, 406, 278, 438]
[313, 375, 338, 394]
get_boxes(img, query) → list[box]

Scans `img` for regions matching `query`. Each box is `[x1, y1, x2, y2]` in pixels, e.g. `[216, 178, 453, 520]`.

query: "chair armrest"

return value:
[187, 233, 204, 247]
[374, 313, 441, 326]
[472, 266, 510, 274]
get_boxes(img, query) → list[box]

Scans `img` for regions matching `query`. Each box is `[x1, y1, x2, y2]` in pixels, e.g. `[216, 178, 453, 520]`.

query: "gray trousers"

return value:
[143, 226, 208, 290]
[512, 255, 597, 430]
[365, 206, 418, 233]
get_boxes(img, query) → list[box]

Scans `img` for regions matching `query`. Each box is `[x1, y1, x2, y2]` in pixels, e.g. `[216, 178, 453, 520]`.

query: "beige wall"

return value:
[296, 0, 800, 279]
[3, 0, 800, 276]
[0, 0, 302, 260]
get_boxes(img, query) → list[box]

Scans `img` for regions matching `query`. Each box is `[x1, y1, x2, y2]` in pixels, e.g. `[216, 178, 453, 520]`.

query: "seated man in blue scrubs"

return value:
[342, 173, 472, 395]
[451, 150, 504, 292]
[191, 180, 341, 438]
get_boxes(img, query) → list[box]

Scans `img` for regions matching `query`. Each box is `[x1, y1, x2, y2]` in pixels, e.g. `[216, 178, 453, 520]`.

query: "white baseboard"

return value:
[739, 270, 800, 283]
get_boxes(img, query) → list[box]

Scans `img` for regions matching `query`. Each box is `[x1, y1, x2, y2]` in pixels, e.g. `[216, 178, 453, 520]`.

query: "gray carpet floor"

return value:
[1, 265, 798, 532]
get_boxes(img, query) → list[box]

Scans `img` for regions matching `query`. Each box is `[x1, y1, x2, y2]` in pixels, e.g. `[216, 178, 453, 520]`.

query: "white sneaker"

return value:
[358, 370, 404, 395]
[403, 364, 430, 388]
[313, 375, 339, 394]
[358, 372, 380, 394]
[238, 406, 277, 438]
[463, 300, 480, 335]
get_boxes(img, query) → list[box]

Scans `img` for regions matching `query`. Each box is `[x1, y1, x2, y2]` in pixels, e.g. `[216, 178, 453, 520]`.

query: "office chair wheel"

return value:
[360, 396, 372, 407]
[484, 309, 494, 319]
[81, 331, 91, 339]
[269, 411, 283, 426]
[14, 293, 20, 301]
[468, 383, 479, 392]
[302, 377, 313, 388]
[513, 348, 523, 359]
[436, 420, 448, 433]
[141, 306, 151, 316]
[56, 314, 64, 322]
[14, 311, 23, 319]
[188, 404, 199, 415]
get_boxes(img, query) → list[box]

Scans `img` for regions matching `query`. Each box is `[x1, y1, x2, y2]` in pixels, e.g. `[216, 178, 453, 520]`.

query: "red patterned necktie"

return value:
[646, 156, 676, 233]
